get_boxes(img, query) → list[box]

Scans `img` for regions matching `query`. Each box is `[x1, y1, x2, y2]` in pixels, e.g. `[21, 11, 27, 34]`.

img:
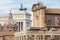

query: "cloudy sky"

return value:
[0, 0, 60, 16]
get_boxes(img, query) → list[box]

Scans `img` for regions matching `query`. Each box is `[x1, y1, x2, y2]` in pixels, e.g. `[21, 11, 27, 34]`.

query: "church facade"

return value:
[0, 10, 31, 40]
[0, 11, 31, 31]
[15, 2, 60, 40]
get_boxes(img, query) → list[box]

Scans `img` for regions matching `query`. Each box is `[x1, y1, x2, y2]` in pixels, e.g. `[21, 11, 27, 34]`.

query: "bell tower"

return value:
[32, 2, 46, 29]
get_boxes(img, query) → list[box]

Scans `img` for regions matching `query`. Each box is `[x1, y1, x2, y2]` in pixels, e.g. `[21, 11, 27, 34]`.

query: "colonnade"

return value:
[15, 34, 60, 40]
[15, 34, 46, 40]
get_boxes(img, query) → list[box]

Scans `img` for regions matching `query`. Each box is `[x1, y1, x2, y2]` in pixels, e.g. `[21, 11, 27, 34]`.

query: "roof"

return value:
[46, 8, 60, 14]
[12, 11, 31, 15]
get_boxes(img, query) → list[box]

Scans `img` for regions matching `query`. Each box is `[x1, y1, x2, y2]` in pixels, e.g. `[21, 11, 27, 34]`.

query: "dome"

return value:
[5, 12, 15, 25]
[3, 13, 18, 31]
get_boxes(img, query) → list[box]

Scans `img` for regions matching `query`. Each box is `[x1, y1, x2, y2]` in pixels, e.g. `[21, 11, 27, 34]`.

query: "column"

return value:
[19, 22, 20, 31]
[14, 37, 15, 40]
[18, 37, 20, 40]
[34, 35, 36, 40]
[20, 22, 21, 31]
[24, 35, 25, 40]
[21, 36, 22, 40]
[22, 36, 23, 40]
[19, 36, 21, 40]
[43, 35, 45, 40]
[26, 35, 27, 40]
[19, 37, 20, 40]
[16, 37, 18, 40]
[23, 35, 24, 40]
[22, 35, 24, 40]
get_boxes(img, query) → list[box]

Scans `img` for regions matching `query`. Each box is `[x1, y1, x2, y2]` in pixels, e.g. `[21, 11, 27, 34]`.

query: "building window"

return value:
[47, 20, 52, 25]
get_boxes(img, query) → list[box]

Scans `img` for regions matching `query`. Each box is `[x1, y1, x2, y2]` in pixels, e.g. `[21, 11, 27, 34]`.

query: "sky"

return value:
[0, 0, 60, 16]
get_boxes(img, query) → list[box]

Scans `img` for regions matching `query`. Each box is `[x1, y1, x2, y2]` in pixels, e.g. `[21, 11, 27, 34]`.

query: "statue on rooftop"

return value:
[19, 4, 27, 11]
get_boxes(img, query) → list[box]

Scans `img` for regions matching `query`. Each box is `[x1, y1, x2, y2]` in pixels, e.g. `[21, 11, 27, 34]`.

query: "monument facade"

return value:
[0, 10, 31, 40]
[15, 2, 60, 40]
